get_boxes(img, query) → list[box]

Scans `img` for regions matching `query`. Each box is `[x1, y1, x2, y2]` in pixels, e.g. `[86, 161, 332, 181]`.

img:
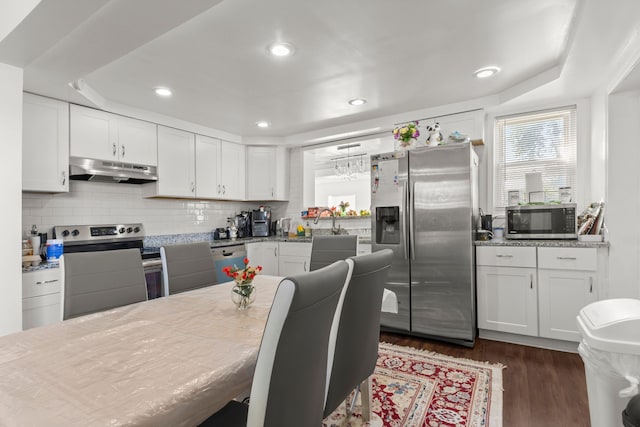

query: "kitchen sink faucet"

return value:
[314, 208, 342, 235]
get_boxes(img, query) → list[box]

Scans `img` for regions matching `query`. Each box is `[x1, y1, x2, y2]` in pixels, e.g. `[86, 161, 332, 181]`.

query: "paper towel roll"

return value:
[29, 236, 40, 256]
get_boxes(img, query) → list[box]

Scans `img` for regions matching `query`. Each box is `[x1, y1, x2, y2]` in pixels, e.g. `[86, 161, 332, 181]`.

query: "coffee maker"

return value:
[236, 211, 252, 238]
[251, 207, 271, 237]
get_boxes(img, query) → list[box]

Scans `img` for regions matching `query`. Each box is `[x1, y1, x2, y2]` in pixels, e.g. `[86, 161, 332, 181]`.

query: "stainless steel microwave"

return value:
[506, 203, 577, 239]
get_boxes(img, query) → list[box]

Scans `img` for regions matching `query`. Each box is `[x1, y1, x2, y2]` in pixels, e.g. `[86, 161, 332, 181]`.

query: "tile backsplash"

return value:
[22, 181, 287, 238]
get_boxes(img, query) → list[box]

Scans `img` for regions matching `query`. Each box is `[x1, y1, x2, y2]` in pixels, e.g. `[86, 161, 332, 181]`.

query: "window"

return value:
[493, 106, 577, 210]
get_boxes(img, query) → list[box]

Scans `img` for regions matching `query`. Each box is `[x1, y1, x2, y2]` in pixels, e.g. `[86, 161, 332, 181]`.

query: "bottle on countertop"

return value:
[305, 221, 311, 237]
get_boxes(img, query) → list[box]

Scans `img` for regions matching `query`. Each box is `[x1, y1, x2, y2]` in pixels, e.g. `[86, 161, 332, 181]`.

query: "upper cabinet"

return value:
[246, 146, 289, 200]
[145, 129, 245, 200]
[70, 104, 157, 166]
[22, 93, 69, 192]
[154, 126, 196, 198]
[219, 140, 246, 200]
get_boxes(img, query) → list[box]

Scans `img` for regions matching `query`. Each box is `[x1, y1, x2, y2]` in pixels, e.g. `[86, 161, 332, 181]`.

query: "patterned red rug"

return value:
[323, 342, 504, 427]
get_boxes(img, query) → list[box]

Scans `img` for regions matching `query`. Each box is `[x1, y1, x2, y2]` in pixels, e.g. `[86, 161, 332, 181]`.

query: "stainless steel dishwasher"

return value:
[212, 245, 247, 283]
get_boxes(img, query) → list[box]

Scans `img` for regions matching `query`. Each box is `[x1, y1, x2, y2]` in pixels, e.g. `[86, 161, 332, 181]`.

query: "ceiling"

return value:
[2, 0, 640, 140]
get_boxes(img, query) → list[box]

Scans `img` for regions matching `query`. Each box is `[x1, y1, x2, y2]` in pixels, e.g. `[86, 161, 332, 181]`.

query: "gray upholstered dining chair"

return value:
[198, 260, 352, 427]
[323, 249, 393, 422]
[160, 242, 216, 295]
[60, 248, 148, 320]
[309, 234, 358, 271]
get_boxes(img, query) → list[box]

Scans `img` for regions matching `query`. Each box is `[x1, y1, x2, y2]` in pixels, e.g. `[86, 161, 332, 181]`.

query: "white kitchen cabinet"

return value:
[246, 146, 289, 200]
[70, 104, 157, 166]
[22, 93, 69, 192]
[194, 135, 245, 200]
[538, 247, 599, 342]
[22, 268, 61, 330]
[219, 140, 246, 200]
[155, 126, 196, 197]
[195, 134, 221, 199]
[357, 242, 372, 255]
[476, 246, 538, 336]
[278, 242, 312, 276]
[246, 241, 279, 275]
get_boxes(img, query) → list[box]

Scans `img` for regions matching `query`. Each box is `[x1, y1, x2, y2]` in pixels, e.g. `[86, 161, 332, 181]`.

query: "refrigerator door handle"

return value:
[402, 181, 408, 260]
[409, 182, 416, 260]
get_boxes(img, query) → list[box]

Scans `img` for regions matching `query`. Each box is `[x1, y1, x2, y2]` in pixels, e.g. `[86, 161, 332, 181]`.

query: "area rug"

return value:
[323, 342, 504, 427]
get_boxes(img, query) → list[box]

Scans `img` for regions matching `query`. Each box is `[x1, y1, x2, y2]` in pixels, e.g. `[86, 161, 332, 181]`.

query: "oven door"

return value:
[506, 205, 577, 239]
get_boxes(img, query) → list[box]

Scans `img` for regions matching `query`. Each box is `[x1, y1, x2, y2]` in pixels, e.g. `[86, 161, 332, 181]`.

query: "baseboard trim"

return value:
[479, 329, 579, 353]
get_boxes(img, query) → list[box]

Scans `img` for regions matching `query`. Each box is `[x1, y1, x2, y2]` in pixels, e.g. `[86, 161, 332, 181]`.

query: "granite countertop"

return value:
[474, 238, 609, 248]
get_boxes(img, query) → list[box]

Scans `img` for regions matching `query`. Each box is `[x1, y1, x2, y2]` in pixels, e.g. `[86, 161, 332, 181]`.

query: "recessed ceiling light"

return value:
[348, 98, 367, 106]
[256, 121, 270, 128]
[473, 66, 501, 79]
[268, 42, 295, 57]
[154, 87, 172, 97]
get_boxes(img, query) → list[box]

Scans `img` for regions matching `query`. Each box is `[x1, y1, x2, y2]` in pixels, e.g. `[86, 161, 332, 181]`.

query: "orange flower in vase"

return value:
[223, 258, 263, 309]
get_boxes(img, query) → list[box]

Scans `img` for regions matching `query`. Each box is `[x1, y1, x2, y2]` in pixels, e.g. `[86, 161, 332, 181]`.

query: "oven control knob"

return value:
[126, 227, 133, 233]
[133, 226, 140, 233]
[61, 229, 70, 237]
[119, 227, 125, 234]
[71, 229, 80, 237]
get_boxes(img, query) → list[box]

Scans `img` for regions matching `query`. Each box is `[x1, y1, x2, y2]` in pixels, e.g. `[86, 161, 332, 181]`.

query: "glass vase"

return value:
[231, 282, 256, 310]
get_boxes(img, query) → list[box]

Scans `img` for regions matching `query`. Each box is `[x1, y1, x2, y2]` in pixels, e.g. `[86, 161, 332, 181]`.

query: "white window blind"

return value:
[494, 106, 577, 210]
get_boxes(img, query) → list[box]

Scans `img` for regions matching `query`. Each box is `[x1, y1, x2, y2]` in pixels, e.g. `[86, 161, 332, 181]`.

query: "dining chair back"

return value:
[199, 260, 352, 427]
[323, 249, 393, 420]
[60, 248, 148, 320]
[160, 242, 216, 295]
[309, 234, 358, 271]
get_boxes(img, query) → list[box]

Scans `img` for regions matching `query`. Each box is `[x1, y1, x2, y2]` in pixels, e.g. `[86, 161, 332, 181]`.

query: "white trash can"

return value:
[577, 299, 640, 427]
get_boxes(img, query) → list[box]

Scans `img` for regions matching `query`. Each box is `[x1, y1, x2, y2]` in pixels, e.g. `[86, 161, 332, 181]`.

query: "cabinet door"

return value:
[476, 266, 538, 336]
[23, 293, 61, 330]
[246, 242, 279, 275]
[195, 135, 221, 198]
[70, 104, 118, 160]
[278, 256, 309, 276]
[538, 269, 598, 342]
[219, 141, 245, 200]
[22, 94, 69, 192]
[246, 146, 276, 200]
[274, 146, 290, 200]
[157, 126, 195, 197]
[117, 116, 157, 166]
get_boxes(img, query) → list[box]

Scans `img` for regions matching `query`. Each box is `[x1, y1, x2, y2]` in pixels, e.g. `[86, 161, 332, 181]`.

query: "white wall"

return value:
[606, 90, 640, 298]
[23, 181, 285, 238]
[0, 63, 24, 336]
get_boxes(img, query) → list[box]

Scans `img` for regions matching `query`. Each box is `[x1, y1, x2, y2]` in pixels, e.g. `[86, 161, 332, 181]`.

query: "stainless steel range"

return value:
[53, 223, 145, 253]
[52, 223, 162, 299]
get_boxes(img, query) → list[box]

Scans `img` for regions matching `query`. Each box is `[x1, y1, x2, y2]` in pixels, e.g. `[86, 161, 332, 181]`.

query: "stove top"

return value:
[53, 223, 145, 246]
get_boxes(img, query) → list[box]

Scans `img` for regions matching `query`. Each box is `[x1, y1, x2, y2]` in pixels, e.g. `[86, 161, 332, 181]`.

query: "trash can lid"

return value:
[577, 298, 640, 354]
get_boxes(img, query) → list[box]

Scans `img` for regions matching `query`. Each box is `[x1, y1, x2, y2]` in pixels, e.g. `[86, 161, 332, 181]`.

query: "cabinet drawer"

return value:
[538, 247, 597, 271]
[23, 293, 61, 330]
[23, 269, 61, 298]
[476, 246, 536, 268]
[278, 242, 312, 257]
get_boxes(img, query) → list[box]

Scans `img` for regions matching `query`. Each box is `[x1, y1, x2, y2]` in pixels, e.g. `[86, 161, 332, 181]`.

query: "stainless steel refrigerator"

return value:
[371, 143, 478, 346]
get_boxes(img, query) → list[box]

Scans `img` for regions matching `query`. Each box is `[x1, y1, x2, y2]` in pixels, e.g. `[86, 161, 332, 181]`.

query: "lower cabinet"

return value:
[247, 241, 312, 276]
[246, 242, 279, 275]
[278, 242, 312, 276]
[476, 265, 538, 336]
[476, 246, 538, 337]
[476, 245, 606, 344]
[537, 247, 599, 341]
[22, 269, 61, 330]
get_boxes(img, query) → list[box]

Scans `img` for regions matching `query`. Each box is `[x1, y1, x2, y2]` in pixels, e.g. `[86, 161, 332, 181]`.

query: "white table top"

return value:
[0, 275, 282, 427]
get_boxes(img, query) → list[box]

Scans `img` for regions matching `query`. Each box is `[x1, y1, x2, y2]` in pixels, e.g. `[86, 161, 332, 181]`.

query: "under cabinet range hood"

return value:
[69, 157, 158, 184]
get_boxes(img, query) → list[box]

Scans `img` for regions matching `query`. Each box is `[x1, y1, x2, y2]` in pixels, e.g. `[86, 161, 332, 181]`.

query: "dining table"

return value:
[0, 275, 282, 427]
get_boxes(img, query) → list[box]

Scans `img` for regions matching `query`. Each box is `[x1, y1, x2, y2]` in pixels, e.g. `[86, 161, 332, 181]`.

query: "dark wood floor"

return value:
[380, 332, 590, 427]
